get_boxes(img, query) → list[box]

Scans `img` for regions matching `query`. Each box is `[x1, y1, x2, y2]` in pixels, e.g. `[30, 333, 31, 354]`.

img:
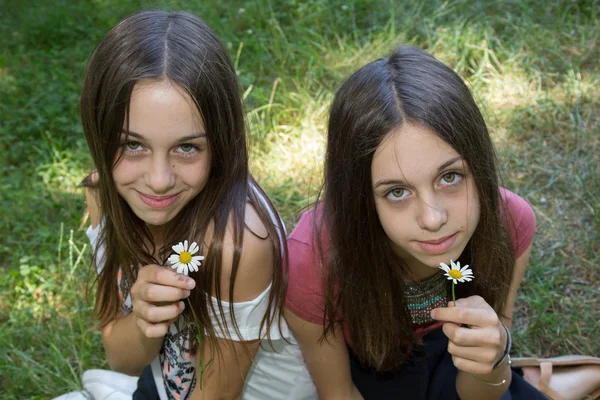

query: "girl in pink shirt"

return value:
[284, 47, 545, 400]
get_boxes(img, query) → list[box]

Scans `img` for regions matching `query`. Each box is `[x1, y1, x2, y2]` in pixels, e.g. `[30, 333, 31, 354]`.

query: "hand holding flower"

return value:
[431, 295, 508, 376]
[130, 264, 196, 338]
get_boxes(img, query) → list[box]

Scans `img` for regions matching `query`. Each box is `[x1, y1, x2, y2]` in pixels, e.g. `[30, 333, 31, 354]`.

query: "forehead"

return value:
[371, 124, 461, 181]
[126, 79, 204, 136]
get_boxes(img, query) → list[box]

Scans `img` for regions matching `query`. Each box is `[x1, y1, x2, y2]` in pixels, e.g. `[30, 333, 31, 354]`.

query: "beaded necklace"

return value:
[403, 271, 449, 328]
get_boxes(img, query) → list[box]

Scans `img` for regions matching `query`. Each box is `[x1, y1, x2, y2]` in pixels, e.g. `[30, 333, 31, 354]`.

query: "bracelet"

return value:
[492, 322, 512, 370]
[472, 356, 511, 386]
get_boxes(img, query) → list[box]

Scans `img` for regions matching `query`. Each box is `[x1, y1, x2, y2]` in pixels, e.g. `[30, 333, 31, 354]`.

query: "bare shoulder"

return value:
[212, 203, 274, 302]
[84, 172, 101, 228]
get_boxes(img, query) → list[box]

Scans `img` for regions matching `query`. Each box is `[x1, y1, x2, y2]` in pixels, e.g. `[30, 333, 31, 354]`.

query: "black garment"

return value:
[132, 365, 160, 400]
[349, 328, 548, 400]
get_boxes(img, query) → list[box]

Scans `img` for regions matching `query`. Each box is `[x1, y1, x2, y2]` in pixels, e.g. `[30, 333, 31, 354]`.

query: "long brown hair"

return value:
[80, 10, 286, 351]
[320, 47, 514, 370]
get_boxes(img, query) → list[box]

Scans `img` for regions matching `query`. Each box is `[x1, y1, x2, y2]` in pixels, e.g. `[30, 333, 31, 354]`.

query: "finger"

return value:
[451, 355, 495, 375]
[454, 295, 487, 309]
[442, 323, 503, 348]
[140, 264, 196, 290]
[136, 301, 185, 324]
[136, 317, 170, 339]
[447, 341, 499, 367]
[431, 306, 497, 327]
[139, 283, 192, 303]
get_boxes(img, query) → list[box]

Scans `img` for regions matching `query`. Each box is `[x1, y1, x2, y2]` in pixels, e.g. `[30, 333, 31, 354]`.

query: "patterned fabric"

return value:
[402, 272, 449, 328]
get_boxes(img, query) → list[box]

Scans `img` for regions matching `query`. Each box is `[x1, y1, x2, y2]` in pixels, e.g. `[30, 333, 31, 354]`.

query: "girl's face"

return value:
[371, 123, 480, 280]
[113, 80, 211, 232]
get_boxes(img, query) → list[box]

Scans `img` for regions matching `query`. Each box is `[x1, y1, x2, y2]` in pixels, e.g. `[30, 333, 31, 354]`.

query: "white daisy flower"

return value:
[168, 240, 204, 276]
[439, 259, 474, 284]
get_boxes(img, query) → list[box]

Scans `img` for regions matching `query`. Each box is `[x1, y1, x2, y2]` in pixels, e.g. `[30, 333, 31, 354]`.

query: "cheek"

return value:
[467, 198, 481, 232]
[112, 159, 141, 186]
[180, 158, 211, 190]
[374, 200, 412, 247]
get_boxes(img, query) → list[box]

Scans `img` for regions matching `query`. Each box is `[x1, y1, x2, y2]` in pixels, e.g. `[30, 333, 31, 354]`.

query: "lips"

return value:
[138, 192, 178, 209]
[416, 233, 458, 255]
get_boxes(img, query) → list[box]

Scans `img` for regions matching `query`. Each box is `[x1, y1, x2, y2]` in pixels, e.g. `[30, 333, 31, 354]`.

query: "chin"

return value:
[134, 211, 172, 228]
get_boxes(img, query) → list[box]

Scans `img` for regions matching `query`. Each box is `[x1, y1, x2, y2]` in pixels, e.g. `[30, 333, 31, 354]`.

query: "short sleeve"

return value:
[285, 209, 328, 325]
[86, 222, 106, 274]
[500, 188, 537, 258]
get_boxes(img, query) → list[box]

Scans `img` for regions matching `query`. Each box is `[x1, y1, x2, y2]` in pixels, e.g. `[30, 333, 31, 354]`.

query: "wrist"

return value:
[492, 322, 512, 370]
[470, 356, 511, 386]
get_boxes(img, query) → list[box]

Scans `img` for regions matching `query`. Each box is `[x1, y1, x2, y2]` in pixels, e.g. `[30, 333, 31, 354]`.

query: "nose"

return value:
[416, 195, 447, 232]
[144, 155, 175, 194]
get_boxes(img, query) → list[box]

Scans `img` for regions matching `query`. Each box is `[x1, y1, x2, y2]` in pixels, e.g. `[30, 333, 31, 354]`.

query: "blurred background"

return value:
[0, 0, 598, 397]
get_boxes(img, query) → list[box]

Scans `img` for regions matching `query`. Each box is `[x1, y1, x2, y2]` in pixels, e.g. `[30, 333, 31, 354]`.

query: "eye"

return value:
[440, 172, 462, 185]
[175, 143, 199, 154]
[125, 141, 143, 151]
[385, 187, 410, 202]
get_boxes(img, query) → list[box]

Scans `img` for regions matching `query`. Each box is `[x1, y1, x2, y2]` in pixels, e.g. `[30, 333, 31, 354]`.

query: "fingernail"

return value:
[180, 301, 185, 311]
[186, 279, 196, 289]
[430, 310, 436, 318]
[183, 290, 191, 297]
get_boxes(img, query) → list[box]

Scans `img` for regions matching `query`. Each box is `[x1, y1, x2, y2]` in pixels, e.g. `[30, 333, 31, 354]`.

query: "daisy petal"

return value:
[439, 263, 450, 272]
[183, 240, 189, 252]
[191, 256, 204, 263]
[189, 242, 199, 255]
[173, 243, 184, 253]
[171, 262, 181, 271]
[177, 264, 187, 275]
[190, 260, 199, 272]
[168, 254, 180, 265]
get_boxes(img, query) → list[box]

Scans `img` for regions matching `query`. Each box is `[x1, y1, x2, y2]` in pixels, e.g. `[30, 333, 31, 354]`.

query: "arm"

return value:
[284, 309, 364, 400]
[189, 203, 274, 400]
[452, 243, 532, 400]
[85, 181, 194, 375]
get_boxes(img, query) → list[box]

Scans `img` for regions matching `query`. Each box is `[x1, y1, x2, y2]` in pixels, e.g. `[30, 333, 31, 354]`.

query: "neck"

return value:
[146, 223, 166, 260]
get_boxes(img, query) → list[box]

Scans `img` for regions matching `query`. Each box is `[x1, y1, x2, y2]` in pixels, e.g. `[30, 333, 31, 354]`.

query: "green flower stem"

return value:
[452, 282, 456, 305]
[186, 297, 213, 390]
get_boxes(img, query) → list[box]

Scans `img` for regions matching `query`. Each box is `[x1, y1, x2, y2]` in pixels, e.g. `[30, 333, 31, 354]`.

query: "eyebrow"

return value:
[122, 130, 207, 142]
[373, 156, 464, 189]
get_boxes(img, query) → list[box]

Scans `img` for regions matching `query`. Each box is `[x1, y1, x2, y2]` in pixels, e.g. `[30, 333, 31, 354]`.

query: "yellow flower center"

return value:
[449, 270, 462, 279]
[179, 251, 192, 264]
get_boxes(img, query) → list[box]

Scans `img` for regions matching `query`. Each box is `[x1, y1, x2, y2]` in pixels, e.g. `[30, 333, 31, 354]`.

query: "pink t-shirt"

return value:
[285, 187, 536, 345]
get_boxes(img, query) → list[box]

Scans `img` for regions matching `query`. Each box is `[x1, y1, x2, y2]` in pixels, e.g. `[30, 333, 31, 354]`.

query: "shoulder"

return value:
[214, 203, 274, 302]
[499, 187, 536, 258]
[83, 172, 101, 228]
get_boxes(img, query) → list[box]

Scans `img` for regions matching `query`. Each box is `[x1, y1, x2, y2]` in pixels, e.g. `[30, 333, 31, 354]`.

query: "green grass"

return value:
[1, 0, 598, 397]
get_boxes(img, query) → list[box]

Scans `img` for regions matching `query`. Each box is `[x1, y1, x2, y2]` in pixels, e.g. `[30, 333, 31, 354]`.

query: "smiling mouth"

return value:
[416, 233, 458, 255]
[138, 192, 179, 209]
